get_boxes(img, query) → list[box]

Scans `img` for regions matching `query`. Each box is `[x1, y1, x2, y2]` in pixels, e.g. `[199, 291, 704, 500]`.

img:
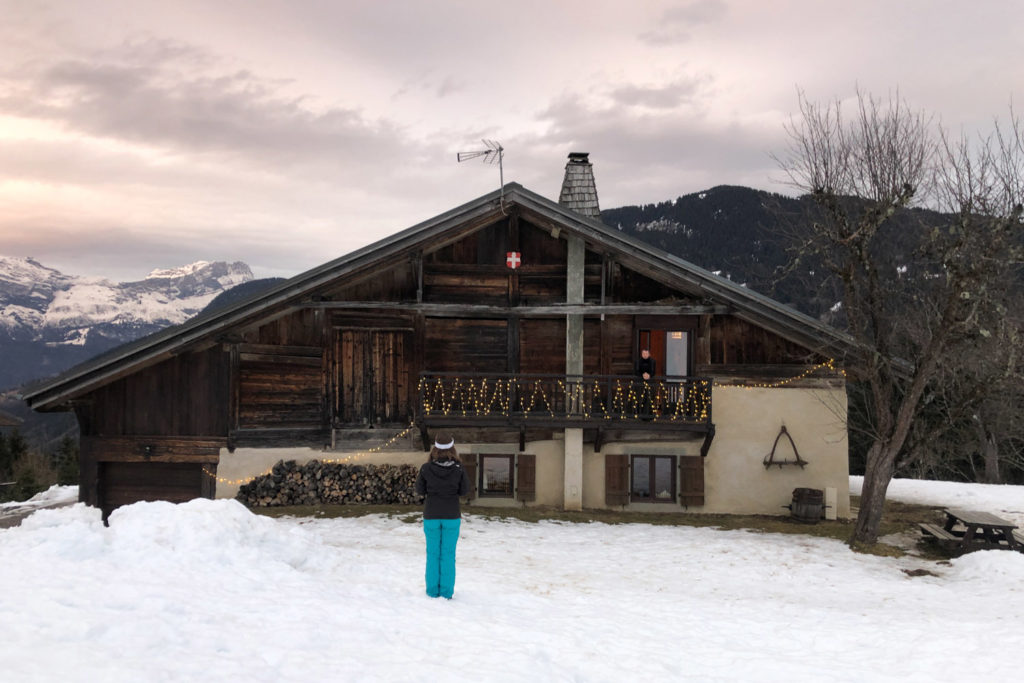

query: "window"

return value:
[631, 455, 676, 502]
[479, 454, 514, 497]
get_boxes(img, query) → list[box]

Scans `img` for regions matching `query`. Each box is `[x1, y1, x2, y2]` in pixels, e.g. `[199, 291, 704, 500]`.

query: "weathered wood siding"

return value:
[518, 222, 566, 265]
[423, 265, 509, 305]
[604, 315, 635, 375]
[424, 318, 508, 373]
[612, 263, 679, 303]
[242, 308, 323, 347]
[321, 262, 417, 302]
[81, 436, 224, 463]
[518, 318, 602, 374]
[80, 347, 230, 437]
[427, 221, 508, 265]
[237, 344, 324, 429]
[519, 319, 564, 374]
[708, 316, 813, 365]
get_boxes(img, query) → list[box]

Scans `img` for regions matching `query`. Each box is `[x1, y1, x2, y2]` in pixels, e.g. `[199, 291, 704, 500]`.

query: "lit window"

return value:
[630, 455, 676, 503]
[480, 454, 514, 497]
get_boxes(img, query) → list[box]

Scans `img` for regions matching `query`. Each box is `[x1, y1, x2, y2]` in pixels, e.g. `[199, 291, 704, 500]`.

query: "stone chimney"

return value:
[558, 152, 600, 219]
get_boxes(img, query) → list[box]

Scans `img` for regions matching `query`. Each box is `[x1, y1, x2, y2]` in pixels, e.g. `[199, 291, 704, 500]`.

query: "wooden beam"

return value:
[305, 301, 730, 316]
[82, 436, 226, 464]
[700, 424, 716, 458]
[508, 212, 520, 307]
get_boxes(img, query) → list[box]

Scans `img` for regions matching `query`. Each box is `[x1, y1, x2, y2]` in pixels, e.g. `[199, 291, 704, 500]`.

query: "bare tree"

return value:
[775, 90, 1024, 545]
[901, 306, 1023, 484]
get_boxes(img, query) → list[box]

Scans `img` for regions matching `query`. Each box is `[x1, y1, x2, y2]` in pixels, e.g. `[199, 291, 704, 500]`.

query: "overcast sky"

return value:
[1, 0, 1021, 281]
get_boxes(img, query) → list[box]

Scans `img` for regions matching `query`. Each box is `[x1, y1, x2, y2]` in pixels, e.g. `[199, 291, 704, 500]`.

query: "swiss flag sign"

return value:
[506, 251, 522, 269]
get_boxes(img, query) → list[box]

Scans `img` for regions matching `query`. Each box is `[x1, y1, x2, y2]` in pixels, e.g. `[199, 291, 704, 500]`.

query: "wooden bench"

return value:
[919, 522, 961, 549]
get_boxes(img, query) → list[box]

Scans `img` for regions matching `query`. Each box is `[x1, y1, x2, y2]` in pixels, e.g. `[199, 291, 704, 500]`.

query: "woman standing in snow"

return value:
[415, 431, 470, 599]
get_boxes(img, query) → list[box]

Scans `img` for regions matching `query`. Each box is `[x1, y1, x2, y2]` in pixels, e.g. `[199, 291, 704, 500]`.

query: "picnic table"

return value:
[919, 508, 1023, 554]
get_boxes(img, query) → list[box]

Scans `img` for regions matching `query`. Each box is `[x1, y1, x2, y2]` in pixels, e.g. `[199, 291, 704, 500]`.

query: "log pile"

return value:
[236, 459, 423, 507]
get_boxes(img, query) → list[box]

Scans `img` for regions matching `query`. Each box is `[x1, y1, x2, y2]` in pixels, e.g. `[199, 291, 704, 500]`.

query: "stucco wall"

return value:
[704, 385, 850, 518]
[217, 384, 849, 518]
[216, 440, 568, 508]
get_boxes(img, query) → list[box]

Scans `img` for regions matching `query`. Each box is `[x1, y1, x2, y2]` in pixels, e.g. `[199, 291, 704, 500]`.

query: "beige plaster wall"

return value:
[580, 385, 849, 518]
[703, 385, 850, 518]
[216, 384, 849, 519]
[216, 438, 568, 509]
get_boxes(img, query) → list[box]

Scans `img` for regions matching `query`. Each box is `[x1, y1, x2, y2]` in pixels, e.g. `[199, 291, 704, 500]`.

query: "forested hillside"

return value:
[603, 185, 1023, 484]
[601, 184, 952, 324]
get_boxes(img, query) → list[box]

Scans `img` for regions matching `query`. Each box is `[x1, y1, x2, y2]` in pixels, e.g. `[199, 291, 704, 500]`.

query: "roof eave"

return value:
[23, 188, 511, 410]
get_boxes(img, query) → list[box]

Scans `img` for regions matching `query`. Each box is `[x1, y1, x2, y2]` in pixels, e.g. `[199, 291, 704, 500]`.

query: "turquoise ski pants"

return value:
[423, 518, 461, 599]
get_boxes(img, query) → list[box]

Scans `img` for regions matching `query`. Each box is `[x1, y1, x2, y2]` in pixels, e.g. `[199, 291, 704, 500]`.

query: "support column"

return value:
[564, 234, 585, 510]
[563, 428, 583, 510]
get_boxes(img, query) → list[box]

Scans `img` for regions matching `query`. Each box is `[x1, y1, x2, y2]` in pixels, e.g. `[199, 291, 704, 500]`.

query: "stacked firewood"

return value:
[236, 459, 424, 507]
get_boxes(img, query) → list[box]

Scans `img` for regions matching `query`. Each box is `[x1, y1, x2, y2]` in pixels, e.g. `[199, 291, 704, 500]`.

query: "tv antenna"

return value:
[457, 139, 505, 212]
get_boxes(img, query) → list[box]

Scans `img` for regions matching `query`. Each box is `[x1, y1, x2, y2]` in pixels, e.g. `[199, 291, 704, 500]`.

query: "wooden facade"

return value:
[24, 181, 851, 518]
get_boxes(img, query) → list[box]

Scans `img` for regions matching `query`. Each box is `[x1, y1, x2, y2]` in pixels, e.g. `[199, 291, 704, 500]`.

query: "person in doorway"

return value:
[415, 431, 470, 599]
[637, 348, 656, 380]
[637, 349, 656, 419]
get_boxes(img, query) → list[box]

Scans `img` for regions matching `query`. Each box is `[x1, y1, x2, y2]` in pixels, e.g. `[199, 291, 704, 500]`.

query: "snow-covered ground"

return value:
[1, 479, 1022, 682]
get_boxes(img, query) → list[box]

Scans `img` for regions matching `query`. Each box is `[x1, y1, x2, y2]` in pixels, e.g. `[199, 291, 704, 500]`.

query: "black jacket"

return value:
[638, 355, 656, 378]
[416, 460, 470, 519]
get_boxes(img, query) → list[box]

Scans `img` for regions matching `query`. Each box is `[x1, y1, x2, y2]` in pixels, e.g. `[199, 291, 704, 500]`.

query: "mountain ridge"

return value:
[0, 256, 253, 390]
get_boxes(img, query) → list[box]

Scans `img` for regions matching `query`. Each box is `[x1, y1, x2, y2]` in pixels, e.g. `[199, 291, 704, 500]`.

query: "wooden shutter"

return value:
[462, 454, 477, 501]
[605, 453, 629, 505]
[516, 454, 536, 502]
[679, 455, 705, 507]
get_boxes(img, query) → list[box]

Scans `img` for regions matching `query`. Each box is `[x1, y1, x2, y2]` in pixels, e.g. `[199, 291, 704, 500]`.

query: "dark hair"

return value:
[428, 431, 460, 463]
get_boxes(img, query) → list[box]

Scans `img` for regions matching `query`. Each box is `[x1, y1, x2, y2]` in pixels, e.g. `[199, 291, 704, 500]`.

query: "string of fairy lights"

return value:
[202, 422, 417, 486]
[206, 359, 841, 487]
[416, 375, 714, 422]
[415, 359, 841, 423]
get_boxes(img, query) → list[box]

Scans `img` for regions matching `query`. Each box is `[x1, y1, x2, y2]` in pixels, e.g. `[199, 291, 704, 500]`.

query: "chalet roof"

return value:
[21, 182, 857, 411]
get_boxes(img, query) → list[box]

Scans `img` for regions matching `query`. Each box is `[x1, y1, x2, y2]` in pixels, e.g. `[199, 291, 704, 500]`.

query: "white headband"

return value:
[434, 438, 455, 450]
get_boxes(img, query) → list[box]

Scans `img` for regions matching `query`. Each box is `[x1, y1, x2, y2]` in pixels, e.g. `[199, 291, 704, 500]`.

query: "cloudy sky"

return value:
[1, 0, 1021, 281]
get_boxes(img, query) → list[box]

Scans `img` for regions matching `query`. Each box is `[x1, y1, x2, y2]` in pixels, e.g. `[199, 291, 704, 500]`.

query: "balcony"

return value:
[416, 372, 716, 454]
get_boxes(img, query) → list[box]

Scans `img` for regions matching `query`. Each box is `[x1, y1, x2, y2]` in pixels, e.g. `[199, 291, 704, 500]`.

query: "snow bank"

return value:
[1, 492, 1022, 681]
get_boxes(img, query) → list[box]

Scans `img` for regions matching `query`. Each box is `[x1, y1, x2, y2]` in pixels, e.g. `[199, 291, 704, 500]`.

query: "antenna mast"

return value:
[457, 139, 505, 211]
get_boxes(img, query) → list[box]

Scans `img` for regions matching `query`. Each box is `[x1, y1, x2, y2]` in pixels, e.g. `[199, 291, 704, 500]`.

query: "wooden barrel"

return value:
[790, 487, 824, 523]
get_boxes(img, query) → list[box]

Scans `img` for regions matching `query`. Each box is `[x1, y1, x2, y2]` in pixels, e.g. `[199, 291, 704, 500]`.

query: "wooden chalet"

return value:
[22, 153, 854, 520]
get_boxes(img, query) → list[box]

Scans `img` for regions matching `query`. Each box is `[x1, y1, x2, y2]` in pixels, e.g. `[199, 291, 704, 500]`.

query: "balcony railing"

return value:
[417, 372, 713, 430]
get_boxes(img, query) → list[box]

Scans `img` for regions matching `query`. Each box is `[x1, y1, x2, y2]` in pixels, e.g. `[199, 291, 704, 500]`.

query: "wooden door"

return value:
[98, 462, 207, 521]
[335, 329, 410, 426]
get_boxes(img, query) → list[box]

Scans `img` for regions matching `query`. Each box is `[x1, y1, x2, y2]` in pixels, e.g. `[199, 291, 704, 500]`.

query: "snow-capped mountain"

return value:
[0, 256, 253, 390]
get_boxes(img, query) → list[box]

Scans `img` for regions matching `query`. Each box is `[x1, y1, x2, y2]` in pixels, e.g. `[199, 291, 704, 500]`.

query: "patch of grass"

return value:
[247, 495, 946, 558]
[250, 504, 419, 520]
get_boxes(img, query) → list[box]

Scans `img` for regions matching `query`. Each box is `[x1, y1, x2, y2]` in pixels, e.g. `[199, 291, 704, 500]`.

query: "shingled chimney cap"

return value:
[558, 152, 600, 219]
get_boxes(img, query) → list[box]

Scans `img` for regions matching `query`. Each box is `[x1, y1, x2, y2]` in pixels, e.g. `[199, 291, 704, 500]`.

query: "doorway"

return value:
[637, 329, 690, 379]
